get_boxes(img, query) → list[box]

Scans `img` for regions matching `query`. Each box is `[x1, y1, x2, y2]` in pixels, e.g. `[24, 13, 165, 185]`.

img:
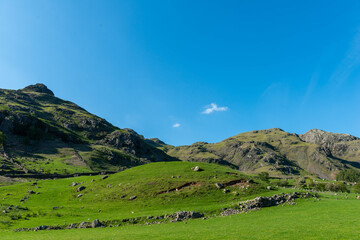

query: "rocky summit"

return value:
[0, 84, 174, 177]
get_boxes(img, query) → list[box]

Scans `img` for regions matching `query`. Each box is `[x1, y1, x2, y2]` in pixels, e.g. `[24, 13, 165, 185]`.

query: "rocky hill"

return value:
[0, 84, 175, 177]
[161, 128, 360, 180]
[1, 84, 360, 180]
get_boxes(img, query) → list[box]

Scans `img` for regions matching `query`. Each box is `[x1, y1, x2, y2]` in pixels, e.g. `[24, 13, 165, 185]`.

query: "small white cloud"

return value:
[173, 123, 181, 128]
[202, 103, 228, 114]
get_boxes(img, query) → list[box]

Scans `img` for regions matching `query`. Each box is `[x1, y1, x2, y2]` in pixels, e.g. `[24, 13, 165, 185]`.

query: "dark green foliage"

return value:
[313, 182, 326, 191]
[354, 183, 360, 193]
[336, 169, 360, 182]
[273, 179, 288, 187]
[295, 177, 306, 189]
[305, 178, 314, 189]
[0, 131, 6, 145]
[325, 182, 348, 193]
[258, 172, 270, 182]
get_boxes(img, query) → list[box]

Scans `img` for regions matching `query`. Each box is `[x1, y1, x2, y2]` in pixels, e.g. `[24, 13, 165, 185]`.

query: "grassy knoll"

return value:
[0, 162, 271, 230]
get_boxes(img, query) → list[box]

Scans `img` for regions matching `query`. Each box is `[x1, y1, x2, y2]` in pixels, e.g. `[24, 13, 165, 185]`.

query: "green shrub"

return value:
[336, 169, 360, 182]
[258, 172, 270, 182]
[295, 177, 306, 189]
[353, 183, 360, 193]
[305, 178, 314, 189]
[313, 182, 326, 191]
[274, 179, 288, 187]
[325, 182, 348, 193]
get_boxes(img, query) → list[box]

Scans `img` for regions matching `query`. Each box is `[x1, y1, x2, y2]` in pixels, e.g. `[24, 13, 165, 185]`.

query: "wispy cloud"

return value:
[329, 29, 360, 85]
[172, 123, 181, 128]
[202, 103, 228, 114]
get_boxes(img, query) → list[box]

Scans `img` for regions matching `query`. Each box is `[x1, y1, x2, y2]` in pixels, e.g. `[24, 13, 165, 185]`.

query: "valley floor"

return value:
[1, 162, 359, 239]
[2, 195, 360, 240]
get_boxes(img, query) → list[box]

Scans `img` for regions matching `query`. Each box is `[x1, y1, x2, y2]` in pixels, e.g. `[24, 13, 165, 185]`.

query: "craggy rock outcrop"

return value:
[300, 129, 359, 145]
[23, 83, 55, 96]
[221, 192, 315, 216]
[100, 130, 174, 162]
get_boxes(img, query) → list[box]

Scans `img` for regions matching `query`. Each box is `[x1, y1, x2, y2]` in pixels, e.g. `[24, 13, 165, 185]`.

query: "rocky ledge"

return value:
[221, 192, 316, 216]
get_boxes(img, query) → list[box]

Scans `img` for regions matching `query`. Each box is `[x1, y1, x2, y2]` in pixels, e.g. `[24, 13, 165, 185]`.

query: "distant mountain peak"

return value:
[22, 83, 54, 96]
[300, 129, 359, 144]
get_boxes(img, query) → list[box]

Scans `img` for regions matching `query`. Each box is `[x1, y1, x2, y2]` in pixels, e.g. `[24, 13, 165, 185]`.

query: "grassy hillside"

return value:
[0, 162, 358, 239]
[0, 84, 174, 176]
[0, 162, 273, 230]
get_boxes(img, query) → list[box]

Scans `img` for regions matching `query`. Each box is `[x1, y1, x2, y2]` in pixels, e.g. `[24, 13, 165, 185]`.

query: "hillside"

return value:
[165, 128, 360, 180]
[0, 84, 174, 177]
[0, 161, 271, 230]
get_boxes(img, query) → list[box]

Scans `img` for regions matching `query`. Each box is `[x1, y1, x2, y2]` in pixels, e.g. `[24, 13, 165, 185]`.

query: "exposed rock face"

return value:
[100, 130, 174, 162]
[23, 83, 54, 96]
[300, 129, 359, 145]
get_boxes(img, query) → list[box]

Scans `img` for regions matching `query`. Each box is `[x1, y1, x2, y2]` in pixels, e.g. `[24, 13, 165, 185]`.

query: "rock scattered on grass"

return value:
[168, 211, 204, 222]
[102, 175, 108, 180]
[72, 182, 78, 187]
[129, 196, 137, 200]
[192, 166, 201, 172]
[77, 186, 86, 192]
[77, 194, 83, 198]
[91, 219, 103, 228]
[215, 183, 224, 189]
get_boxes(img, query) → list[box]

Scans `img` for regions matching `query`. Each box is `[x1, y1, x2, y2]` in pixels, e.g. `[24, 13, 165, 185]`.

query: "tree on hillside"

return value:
[336, 169, 360, 183]
[258, 172, 270, 182]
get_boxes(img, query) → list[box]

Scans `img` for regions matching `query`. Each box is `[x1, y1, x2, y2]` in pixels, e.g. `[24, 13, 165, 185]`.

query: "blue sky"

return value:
[1, 0, 360, 146]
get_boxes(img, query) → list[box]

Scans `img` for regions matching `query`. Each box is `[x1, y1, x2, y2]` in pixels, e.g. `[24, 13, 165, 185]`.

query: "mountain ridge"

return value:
[1, 84, 360, 180]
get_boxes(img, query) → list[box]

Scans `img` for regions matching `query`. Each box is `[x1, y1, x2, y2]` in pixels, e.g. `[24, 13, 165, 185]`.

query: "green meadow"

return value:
[1, 162, 359, 239]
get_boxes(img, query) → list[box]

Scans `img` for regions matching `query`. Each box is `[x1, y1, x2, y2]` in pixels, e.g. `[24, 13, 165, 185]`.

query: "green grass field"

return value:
[1, 196, 359, 239]
[1, 162, 359, 239]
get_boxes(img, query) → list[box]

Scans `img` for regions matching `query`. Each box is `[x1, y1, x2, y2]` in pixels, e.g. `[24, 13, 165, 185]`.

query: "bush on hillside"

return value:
[313, 182, 326, 191]
[305, 178, 314, 189]
[295, 177, 306, 189]
[325, 182, 348, 193]
[274, 179, 289, 187]
[353, 183, 360, 193]
[258, 172, 270, 182]
[336, 169, 360, 183]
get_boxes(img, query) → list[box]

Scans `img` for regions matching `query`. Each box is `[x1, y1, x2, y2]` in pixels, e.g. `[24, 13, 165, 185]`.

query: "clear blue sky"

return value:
[1, 0, 360, 146]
